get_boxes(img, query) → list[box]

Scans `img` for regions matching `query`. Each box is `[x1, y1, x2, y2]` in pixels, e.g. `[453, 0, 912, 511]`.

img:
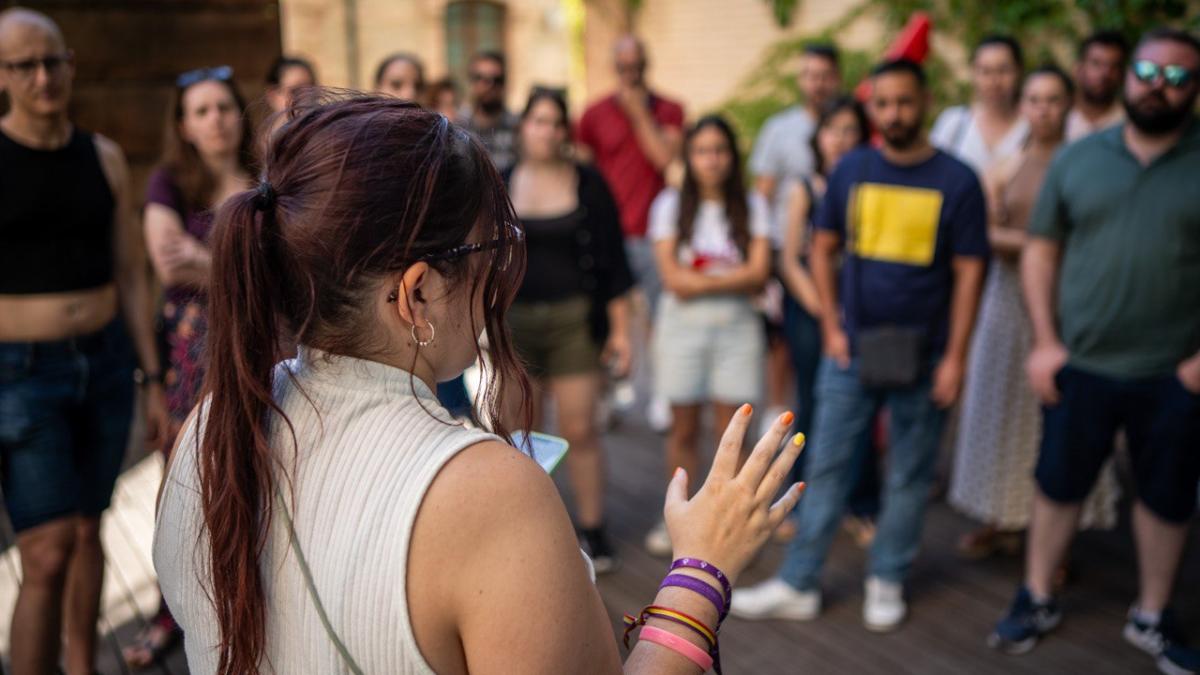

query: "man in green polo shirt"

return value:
[990, 28, 1200, 674]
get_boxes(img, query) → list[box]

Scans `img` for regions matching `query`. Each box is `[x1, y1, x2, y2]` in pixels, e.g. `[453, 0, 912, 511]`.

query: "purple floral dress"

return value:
[146, 168, 213, 423]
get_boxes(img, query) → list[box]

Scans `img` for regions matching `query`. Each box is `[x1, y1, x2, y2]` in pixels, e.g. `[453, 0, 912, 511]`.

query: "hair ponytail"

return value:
[198, 190, 287, 674]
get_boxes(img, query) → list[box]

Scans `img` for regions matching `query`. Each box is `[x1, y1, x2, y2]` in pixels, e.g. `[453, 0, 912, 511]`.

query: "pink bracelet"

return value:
[639, 625, 714, 672]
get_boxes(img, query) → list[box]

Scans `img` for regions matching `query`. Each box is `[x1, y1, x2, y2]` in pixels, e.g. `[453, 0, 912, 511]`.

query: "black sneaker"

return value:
[580, 526, 621, 575]
[988, 587, 1062, 654]
[1124, 608, 1200, 675]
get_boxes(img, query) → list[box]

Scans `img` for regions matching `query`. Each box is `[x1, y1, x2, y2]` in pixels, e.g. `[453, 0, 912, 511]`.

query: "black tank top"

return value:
[0, 127, 117, 294]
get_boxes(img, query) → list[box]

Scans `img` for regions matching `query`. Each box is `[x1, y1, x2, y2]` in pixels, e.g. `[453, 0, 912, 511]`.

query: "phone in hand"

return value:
[511, 430, 570, 474]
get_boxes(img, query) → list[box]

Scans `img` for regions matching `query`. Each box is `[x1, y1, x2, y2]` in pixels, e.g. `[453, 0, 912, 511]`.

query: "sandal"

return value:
[122, 608, 182, 670]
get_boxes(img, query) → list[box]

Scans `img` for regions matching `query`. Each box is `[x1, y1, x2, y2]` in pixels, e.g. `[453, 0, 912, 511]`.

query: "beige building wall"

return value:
[280, 0, 880, 117]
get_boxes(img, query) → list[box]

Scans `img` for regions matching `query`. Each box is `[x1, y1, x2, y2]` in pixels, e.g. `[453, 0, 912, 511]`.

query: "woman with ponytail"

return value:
[154, 94, 806, 674]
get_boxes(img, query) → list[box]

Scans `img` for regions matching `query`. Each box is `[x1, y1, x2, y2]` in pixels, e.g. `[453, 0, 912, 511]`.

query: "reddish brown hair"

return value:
[198, 92, 530, 672]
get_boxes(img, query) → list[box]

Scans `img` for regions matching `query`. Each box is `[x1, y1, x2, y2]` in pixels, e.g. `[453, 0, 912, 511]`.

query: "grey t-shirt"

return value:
[749, 106, 816, 244]
[1029, 120, 1200, 379]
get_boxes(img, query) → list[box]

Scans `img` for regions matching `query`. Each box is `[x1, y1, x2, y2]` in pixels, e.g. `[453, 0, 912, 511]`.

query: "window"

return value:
[445, 1, 506, 88]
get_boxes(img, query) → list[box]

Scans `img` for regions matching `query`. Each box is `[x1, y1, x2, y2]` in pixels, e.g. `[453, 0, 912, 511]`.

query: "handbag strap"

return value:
[274, 485, 365, 675]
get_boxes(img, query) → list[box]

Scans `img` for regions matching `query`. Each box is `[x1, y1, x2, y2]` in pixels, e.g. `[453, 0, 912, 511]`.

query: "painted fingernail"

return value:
[796, 482, 807, 495]
[674, 467, 684, 479]
[780, 411, 794, 426]
[740, 403, 753, 416]
[792, 432, 806, 447]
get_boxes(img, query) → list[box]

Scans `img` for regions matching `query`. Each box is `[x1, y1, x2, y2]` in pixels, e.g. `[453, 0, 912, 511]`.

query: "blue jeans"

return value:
[781, 297, 881, 518]
[779, 356, 946, 588]
[0, 319, 136, 532]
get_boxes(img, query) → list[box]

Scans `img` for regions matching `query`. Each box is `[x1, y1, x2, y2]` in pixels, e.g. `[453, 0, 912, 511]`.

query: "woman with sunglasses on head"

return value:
[153, 94, 806, 674]
[503, 88, 634, 573]
[642, 116, 774, 556]
[0, 9, 168, 674]
[126, 65, 255, 669]
[949, 65, 1119, 561]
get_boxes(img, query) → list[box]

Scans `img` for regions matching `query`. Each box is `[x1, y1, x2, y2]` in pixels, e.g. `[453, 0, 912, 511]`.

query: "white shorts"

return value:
[652, 293, 765, 405]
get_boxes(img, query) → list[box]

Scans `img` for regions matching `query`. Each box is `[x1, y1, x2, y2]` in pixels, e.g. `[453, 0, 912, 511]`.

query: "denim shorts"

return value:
[0, 318, 136, 532]
[1035, 364, 1200, 523]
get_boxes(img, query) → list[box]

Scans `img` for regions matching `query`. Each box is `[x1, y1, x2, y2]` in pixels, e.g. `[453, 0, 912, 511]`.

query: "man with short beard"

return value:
[458, 50, 518, 173]
[1066, 30, 1130, 141]
[991, 28, 1200, 674]
[731, 59, 988, 633]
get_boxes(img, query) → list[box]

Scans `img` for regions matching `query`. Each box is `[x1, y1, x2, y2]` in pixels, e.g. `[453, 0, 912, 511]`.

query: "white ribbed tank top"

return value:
[154, 347, 499, 674]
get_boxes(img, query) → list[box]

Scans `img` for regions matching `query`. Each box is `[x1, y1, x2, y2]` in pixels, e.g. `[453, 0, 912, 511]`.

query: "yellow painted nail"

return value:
[792, 432, 806, 447]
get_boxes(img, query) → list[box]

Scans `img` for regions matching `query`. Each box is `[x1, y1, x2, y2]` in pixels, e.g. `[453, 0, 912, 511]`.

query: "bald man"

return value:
[0, 9, 167, 674]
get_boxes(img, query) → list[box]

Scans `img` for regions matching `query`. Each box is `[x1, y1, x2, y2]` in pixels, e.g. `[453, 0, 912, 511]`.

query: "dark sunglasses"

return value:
[1132, 60, 1195, 88]
[470, 72, 505, 87]
[176, 65, 233, 89]
[420, 222, 524, 271]
[0, 52, 72, 78]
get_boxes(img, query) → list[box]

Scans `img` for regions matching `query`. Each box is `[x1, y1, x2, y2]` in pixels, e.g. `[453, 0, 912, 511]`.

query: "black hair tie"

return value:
[254, 181, 277, 212]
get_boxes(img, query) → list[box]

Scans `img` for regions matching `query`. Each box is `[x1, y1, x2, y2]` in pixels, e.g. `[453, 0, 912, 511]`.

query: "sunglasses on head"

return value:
[1132, 60, 1195, 88]
[470, 72, 504, 86]
[176, 65, 233, 89]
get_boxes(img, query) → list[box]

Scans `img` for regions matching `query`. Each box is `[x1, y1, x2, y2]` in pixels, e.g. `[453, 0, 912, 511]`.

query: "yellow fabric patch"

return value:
[849, 183, 943, 266]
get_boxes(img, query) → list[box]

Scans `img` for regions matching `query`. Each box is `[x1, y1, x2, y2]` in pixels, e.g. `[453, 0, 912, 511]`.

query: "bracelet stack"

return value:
[623, 557, 730, 673]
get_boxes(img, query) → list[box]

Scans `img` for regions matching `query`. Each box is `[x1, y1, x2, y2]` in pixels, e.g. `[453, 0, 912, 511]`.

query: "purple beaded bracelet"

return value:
[660, 573, 728, 623]
[671, 558, 732, 614]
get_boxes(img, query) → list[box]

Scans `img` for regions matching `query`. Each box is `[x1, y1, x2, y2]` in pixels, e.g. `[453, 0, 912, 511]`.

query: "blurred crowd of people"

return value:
[1, 4, 1198, 674]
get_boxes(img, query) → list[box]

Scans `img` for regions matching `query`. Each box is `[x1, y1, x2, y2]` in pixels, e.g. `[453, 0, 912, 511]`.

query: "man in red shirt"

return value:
[578, 35, 683, 434]
[578, 35, 684, 318]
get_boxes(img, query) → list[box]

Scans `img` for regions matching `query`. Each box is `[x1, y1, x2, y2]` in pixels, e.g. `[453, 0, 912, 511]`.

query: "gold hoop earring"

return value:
[411, 322, 435, 347]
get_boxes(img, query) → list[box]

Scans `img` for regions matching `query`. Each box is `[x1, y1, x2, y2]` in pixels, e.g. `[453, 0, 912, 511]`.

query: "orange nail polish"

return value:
[781, 411, 794, 426]
[741, 403, 753, 416]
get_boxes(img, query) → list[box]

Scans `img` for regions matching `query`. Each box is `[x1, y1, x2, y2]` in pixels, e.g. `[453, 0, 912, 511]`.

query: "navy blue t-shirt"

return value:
[814, 147, 989, 352]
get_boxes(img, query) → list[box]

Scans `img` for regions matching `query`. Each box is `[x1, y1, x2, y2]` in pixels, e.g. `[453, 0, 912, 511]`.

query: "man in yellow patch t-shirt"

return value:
[731, 59, 989, 633]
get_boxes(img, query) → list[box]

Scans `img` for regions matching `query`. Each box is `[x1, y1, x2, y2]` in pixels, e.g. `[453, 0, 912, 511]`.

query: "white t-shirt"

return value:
[648, 188, 770, 275]
[930, 105, 1029, 175]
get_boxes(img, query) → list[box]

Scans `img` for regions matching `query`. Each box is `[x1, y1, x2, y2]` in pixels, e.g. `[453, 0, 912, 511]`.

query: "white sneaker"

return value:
[863, 576, 907, 632]
[730, 578, 821, 621]
[647, 395, 672, 433]
[643, 520, 672, 557]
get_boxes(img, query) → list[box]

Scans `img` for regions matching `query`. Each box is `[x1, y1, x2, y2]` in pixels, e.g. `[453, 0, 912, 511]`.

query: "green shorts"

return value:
[509, 295, 602, 379]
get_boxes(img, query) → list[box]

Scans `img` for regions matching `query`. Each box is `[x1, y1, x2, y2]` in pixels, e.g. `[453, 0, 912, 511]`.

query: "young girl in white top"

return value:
[153, 95, 806, 674]
[643, 115, 773, 556]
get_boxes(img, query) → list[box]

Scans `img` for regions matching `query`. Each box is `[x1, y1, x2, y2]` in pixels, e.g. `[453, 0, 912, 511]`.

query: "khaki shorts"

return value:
[509, 295, 601, 379]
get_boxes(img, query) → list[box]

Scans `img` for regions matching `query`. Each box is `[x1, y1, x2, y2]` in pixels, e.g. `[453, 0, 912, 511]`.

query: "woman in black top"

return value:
[504, 88, 633, 572]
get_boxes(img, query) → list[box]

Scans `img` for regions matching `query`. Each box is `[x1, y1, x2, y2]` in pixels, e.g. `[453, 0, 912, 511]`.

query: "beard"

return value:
[478, 97, 505, 115]
[1081, 82, 1118, 108]
[881, 121, 922, 150]
[1123, 90, 1195, 135]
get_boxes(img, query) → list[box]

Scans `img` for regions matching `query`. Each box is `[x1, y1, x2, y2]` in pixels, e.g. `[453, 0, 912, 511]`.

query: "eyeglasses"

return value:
[420, 221, 524, 271]
[470, 72, 505, 87]
[0, 52, 72, 80]
[1131, 60, 1195, 88]
[176, 65, 233, 89]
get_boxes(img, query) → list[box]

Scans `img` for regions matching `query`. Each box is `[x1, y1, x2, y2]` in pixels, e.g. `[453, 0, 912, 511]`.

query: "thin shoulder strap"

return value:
[275, 485, 365, 675]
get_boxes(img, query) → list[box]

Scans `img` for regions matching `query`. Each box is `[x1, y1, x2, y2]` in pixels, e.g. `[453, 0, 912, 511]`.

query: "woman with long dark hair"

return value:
[153, 95, 806, 673]
[126, 65, 254, 668]
[643, 115, 773, 556]
[504, 88, 634, 573]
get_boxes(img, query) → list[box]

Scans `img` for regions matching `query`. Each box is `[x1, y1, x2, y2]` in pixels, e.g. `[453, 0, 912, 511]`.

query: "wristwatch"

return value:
[134, 368, 164, 387]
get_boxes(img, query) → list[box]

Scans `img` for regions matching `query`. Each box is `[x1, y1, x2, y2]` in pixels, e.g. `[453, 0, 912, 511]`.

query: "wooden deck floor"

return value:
[2, 408, 1197, 674]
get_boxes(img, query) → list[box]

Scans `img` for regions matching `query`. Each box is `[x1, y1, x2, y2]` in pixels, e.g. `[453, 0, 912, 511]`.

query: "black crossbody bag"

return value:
[846, 172, 925, 389]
